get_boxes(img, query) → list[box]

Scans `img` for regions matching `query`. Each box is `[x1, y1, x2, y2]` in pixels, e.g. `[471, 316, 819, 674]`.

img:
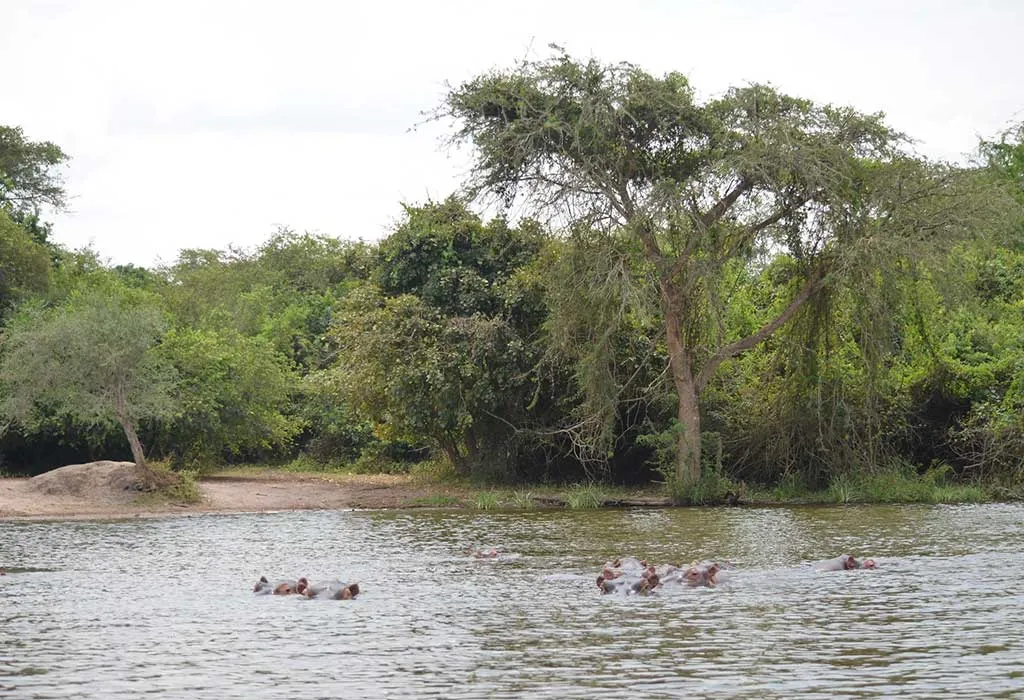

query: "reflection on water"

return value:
[1, 504, 1023, 698]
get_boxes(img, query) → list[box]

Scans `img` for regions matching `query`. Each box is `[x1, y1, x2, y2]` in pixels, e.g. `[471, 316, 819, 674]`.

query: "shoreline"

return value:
[0, 470, 481, 522]
[0, 472, 678, 522]
[2, 463, 1015, 523]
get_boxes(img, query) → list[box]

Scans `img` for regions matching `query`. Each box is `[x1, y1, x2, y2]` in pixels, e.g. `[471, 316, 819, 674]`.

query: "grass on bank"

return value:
[134, 460, 203, 505]
[188, 453, 1020, 509]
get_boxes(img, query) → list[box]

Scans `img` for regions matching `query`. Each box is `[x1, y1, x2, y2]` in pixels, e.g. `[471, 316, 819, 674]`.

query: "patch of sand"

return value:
[0, 462, 464, 520]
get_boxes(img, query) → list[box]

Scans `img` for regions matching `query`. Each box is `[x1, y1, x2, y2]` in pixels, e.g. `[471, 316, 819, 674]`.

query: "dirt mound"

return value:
[30, 461, 145, 505]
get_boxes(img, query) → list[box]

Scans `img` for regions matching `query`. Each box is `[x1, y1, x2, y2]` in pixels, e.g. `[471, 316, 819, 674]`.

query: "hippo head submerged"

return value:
[684, 563, 721, 587]
[253, 576, 302, 595]
[843, 555, 879, 570]
[300, 581, 361, 600]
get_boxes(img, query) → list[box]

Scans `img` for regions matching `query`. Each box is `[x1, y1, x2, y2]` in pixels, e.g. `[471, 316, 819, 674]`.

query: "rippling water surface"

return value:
[2, 504, 1023, 698]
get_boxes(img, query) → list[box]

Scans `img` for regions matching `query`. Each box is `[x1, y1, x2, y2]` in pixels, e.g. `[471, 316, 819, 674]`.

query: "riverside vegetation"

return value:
[1, 54, 1023, 506]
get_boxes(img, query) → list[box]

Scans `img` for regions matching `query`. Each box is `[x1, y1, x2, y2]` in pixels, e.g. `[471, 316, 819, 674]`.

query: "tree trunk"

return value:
[114, 388, 168, 490]
[465, 429, 480, 464]
[118, 414, 147, 469]
[438, 436, 465, 475]
[661, 284, 701, 487]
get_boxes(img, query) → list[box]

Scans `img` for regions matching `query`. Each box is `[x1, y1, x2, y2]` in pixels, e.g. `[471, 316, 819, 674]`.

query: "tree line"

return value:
[1, 54, 1022, 497]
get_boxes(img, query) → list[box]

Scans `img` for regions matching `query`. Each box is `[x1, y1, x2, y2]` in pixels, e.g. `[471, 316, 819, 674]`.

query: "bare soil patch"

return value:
[0, 462, 469, 520]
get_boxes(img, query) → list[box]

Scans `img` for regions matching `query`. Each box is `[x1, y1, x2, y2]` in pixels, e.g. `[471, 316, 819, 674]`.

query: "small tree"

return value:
[440, 52, 993, 487]
[0, 284, 177, 485]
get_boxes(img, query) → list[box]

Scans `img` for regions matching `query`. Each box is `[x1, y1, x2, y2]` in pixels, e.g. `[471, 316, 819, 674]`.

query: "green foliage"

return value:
[321, 200, 549, 479]
[0, 124, 68, 246]
[297, 379, 375, 463]
[156, 327, 302, 465]
[0, 209, 50, 314]
[980, 121, 1024, 205]
[543, 231, 665, 471]
[376, 197, 543, 314]
[160, 231, 371, 373]
[408, 458, 458, 483]
[345, 442, 417, 475]
[0, 284, 177, 468]
[266, 455, 348, 474]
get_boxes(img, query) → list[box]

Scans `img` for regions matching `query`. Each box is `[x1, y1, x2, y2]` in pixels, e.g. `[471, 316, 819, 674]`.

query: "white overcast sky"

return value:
[4, 0, 1022, 267]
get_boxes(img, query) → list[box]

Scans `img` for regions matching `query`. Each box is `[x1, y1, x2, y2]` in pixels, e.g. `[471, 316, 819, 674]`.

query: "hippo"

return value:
[660, 561, 730, 588]
[598, 565, 660, 596]
[654, 563, 682, 579]
[817, 555, 877, 571]
[303, 580, 360, 600]
[604, 557, 646, 574]
[253, 576, 300, 595]
[597, 557, 651, 585]
[599, 575, 654, 595]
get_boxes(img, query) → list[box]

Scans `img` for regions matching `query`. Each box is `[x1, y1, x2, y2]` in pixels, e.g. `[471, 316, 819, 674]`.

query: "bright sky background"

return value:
[4, 0, 1022, 267]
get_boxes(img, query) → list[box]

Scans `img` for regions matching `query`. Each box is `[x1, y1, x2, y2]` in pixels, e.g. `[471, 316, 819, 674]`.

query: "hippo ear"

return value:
[259, 576, 268, 583]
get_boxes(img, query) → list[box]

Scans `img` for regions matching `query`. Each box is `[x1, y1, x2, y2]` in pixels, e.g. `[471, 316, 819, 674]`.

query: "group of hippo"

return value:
[253, 575, 360, 600]
[596, 553, 878, 595]
[250, 551, 877, 600]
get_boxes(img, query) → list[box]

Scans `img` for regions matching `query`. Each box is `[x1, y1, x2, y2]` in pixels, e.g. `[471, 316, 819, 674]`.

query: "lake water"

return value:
[2, 504, 1023, 698]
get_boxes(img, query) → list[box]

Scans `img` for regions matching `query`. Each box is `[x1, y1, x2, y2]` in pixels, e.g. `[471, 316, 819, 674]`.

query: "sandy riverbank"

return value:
[0, 461, 470, 520]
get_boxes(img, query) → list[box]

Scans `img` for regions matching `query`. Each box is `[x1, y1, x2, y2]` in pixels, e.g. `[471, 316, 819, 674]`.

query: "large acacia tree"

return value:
[441, 53, 989, 486]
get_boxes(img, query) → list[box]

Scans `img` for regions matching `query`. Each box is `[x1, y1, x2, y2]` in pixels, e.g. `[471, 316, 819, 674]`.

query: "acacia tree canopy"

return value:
[0, 284, 177, 482]
[441, 52, 994, 487]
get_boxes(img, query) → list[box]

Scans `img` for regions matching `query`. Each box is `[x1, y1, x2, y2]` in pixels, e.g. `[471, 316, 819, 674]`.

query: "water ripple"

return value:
[1, 504, 1022, 697]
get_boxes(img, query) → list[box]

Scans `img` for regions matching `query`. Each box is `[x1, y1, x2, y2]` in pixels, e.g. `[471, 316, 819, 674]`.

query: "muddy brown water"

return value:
[1, 504, 1022, 698]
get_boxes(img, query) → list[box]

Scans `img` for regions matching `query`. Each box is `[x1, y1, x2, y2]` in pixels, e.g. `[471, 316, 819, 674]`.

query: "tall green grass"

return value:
[564, 482, 606, 509]
[827, 463, 986, 504]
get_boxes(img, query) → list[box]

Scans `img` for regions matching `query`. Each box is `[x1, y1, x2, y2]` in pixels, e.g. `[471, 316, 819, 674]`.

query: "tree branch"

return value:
[695, 265, 827, 393]
[671, 178, 761, 279]
[699, 178, 753, 230]
[720, 192, 816, 261]
[634, 217, 664, 264]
